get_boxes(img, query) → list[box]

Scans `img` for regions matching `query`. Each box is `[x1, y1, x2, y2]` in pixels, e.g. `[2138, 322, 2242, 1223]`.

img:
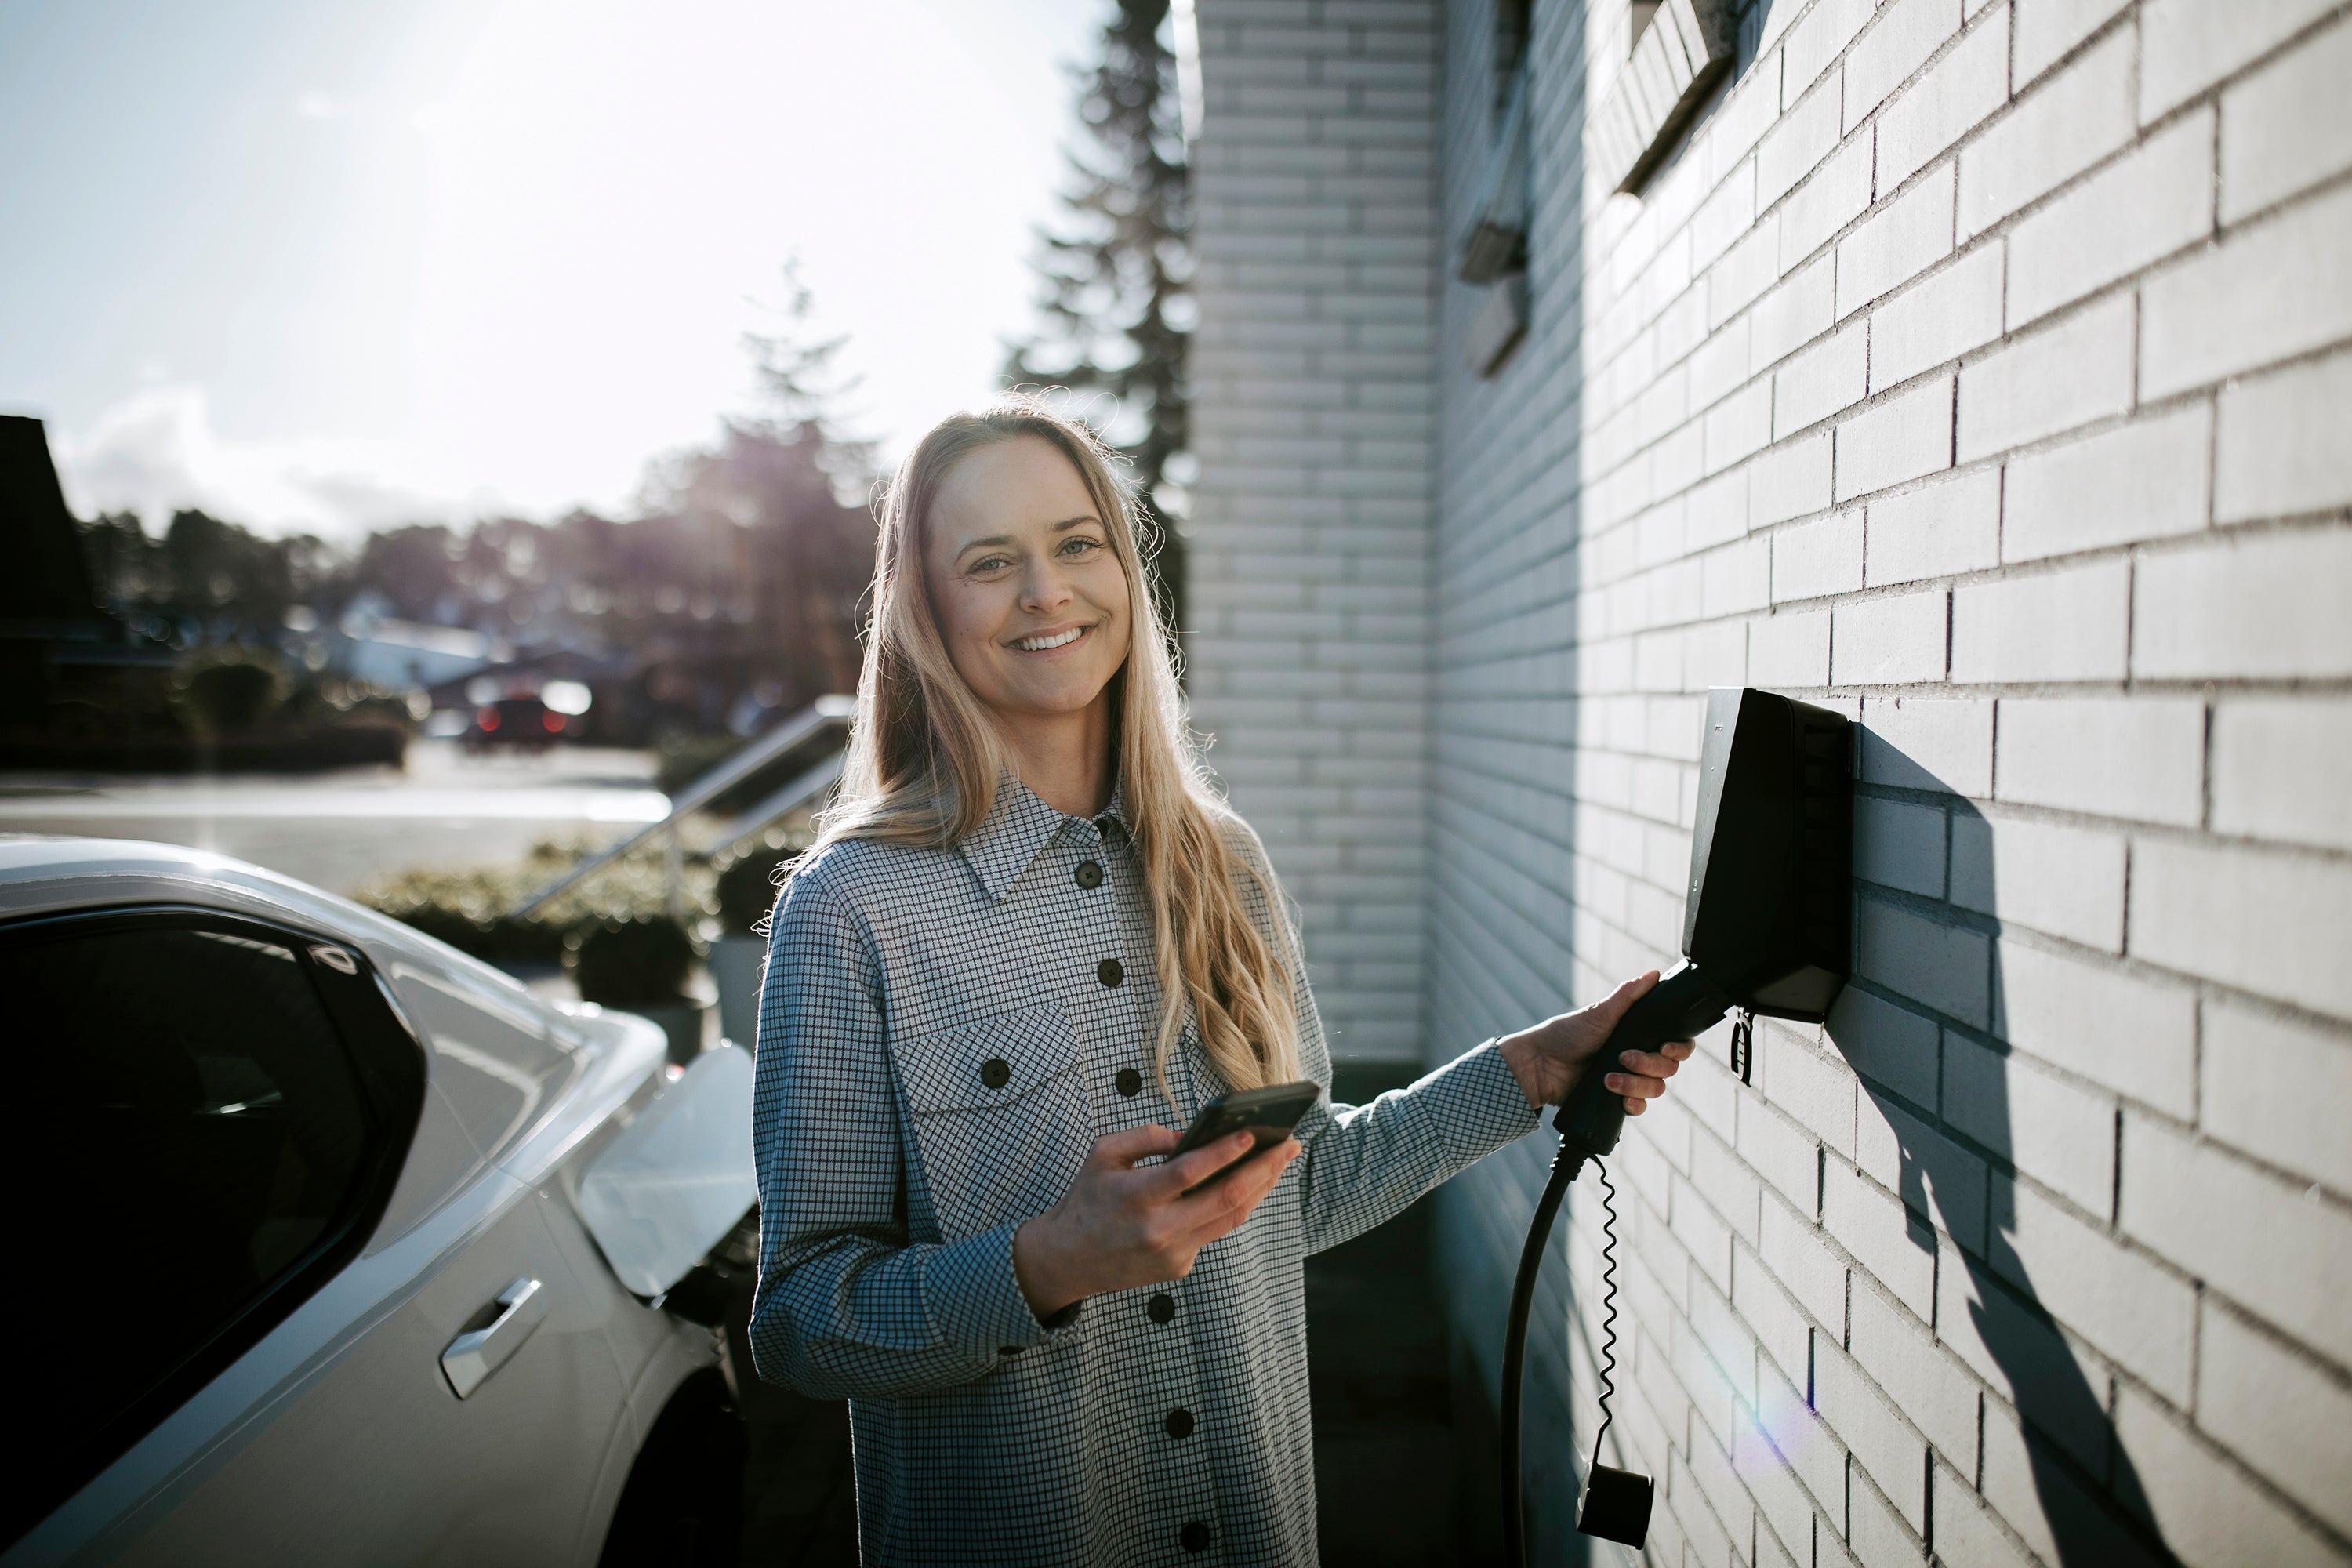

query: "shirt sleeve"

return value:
[746, 864, 1080, 1400]
[1225, 818, 1541, 1256]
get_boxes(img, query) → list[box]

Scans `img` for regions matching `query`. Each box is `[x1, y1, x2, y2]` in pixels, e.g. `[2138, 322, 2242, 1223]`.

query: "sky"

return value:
[0, 0, 1107, 539]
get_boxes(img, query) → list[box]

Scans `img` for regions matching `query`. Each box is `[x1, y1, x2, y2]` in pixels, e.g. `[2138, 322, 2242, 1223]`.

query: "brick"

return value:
[2002, 403, 2213, 562]
[2122, 1112, 2352, 1366]
[1755, 435, 1836, 527]
[1864, 466, 2000, 584]
[2013, 0, 2131, 87]
[2215, 349, 2352, 522]
[1750, 257, 1835, 376]
[1951, 813, 2128, 953]
[1859, 694, 1993, 796]
[1735, 1405, 1824, 1562]
[1955, 293, 2133, 462]
[1844, 0, 1963, 131]
[2007, 109, 2216, 327]
[2141, 0, 2345, 121]
[1980, 1399, 2170, 1567]
[2205, 999, 2352, 1193]
[2132, 528, 2352, 681]
[1992, 937, 2197, 1115]
[1991, 1171, 2197, 1401]
[1991, 696, 2205, 826]
[1773, 325, 1868, 437]
[2130, 836, 2352, 1022]
[1752, 608, 1833, 687]
[1957, 27, 2134, 238]
[1848, 1278, 1980, 1469]
[1866, 242, 2005, 390]
[1857, 895, 1991, 1027]
[1929, 1462, 2041, 1568]
[1711, 213, 1787, 328]
[1702, 535, 1773, 617]
[2198, 1301, 2352, 1538]
[1876, 5, 2009, 189]
[1761, 1189, 1849, 1333]
[1762, 1029, 1860, 1158]
[2212, 695, 2352, 854]
[1741, 1086, 1827, 1222]
[2141, 182, 2352, 400]
[1813, 1336, 1929, 1530]
[2220, 15, 2352, 223]
[1827, 984, 1940, 1105]
[1834, 376, 1955, 502]
[1849, 1464, 1929, 1563]
[1855, 1087, 1989, 1247]
[1831, 587, 1949, 684]
[1759, 71, 1847, 212]
[1780, 136, 1875, 272]
[1944, 1031, 2117, 1214]
[1857, 795, 1947, 897]
[1704, 378, 1775, 474]
[2113, 1385, 2346, 1568]
[1785, 0, 1876, 101]
[1949, 558, 2131, 683]
[1941, 1243, 2118, 1465]
[1835, 161, 1955, 317]
[1675, 1170, 1737, 1294]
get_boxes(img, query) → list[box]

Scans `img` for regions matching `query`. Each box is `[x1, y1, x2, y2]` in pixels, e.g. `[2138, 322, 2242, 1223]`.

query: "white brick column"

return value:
[1188, 0, 1443, 1064]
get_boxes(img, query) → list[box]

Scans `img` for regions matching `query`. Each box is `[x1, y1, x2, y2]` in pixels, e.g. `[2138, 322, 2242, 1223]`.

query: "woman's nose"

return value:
[1018, 560, 1074, 613]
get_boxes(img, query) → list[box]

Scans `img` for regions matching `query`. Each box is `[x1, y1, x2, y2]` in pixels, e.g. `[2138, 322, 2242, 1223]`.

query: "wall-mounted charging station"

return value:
[1501, 687, 1853, 1559]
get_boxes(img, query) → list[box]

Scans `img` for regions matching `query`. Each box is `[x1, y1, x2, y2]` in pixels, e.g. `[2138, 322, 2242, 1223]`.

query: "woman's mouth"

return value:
[1011, 626, 1090, 652]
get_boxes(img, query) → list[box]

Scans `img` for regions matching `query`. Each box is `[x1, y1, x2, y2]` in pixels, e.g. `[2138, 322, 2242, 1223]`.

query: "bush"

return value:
[179, 647, 288, 734]
[354, 835, 717, 964]
[714, 848, 793, 935]
[575, 916, 695, 1008]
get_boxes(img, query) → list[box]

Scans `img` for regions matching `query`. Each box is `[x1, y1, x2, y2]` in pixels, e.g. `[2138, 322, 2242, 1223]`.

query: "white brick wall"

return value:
[1190, 0, 2352, 1563]
[1189, 0, 1443, 1064]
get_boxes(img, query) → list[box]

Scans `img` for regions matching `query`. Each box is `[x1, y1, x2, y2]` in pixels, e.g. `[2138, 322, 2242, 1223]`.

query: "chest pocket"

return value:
[894, 1004, 1091, 1242]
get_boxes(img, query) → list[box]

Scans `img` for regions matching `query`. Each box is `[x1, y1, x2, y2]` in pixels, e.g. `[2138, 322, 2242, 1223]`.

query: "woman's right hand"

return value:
[1011, 1124, 1302, 1319]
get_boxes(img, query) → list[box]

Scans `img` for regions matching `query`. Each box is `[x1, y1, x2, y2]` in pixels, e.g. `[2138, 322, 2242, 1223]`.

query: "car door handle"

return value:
[441, 1276, 547, 1399]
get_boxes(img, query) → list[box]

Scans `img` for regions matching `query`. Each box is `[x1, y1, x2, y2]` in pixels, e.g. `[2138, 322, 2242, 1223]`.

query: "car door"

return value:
[0, 907, 421, 1553]
[107, 950, 635, 1567]
[0, 906, 635, 1567]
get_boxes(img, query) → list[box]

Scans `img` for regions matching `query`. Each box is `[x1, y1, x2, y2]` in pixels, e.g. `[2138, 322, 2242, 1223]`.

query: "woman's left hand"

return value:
[1496, 970, 1697, 1116]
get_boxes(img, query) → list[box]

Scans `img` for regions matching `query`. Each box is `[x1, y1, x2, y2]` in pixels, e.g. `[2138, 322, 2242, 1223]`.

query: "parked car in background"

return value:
[463, 694, 568, 752]
[0, 837, 759, 1567]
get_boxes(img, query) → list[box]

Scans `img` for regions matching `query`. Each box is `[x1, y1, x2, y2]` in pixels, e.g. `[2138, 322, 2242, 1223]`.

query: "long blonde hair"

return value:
[804, 397, 1301, 1096]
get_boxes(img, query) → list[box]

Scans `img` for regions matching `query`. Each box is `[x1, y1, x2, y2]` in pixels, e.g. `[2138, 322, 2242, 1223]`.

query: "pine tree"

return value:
[1004, 0, 1193, 639]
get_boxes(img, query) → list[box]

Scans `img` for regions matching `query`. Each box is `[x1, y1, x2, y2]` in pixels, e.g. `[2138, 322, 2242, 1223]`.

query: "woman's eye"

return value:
[967, 555, 1013, 575]
[1060, 536, 1104, 557]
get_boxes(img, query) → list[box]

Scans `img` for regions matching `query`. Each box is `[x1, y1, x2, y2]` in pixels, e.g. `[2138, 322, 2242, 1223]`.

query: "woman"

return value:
[748, 399, 1694, 1566]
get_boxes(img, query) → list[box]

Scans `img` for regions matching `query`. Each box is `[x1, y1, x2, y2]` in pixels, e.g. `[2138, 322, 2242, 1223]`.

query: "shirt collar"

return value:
[958, 775, 1133, 903]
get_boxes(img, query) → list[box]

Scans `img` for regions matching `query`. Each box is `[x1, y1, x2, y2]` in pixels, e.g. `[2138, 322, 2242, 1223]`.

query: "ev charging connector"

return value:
[1501, 687, 1854, 1560]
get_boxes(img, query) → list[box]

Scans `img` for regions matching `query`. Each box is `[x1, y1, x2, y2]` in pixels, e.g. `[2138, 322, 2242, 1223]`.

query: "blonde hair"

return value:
[804, 397, 1301, 1097]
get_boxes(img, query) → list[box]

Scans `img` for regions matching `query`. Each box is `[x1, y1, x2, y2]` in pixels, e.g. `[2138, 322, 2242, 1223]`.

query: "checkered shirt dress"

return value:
[748, 779, 1540, 1566]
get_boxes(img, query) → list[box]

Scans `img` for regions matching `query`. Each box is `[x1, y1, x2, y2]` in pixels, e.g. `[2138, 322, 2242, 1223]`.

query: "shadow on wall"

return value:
[1819, 730, 2172, 1565]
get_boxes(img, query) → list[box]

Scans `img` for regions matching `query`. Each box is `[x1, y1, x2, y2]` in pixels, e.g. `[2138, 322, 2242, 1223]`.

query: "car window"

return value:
[0, 913, 416, 1545]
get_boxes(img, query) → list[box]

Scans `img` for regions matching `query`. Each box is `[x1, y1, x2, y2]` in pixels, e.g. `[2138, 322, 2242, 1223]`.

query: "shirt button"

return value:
[1116, 1066, 1142, 1097]
[1148, 1292, 1175, 1324]
[1164, 1407, 1194, 1440]
[1098, 957, 1124, 988]
[1179, 1520, 1210, 1553]
[1075, 859, 1103, 889]
[979, 1058, 1011, 1089]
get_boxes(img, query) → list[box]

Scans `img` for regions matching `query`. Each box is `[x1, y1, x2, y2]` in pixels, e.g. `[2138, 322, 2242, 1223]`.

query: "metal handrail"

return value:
[511, 695, 853, 918]
[708, 750, 847, 858]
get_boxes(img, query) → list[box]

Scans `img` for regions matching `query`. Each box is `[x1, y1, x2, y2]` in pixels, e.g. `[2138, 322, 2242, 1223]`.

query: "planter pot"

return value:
[708, 935, 767, 1049]
[633, 998, 715, 1067]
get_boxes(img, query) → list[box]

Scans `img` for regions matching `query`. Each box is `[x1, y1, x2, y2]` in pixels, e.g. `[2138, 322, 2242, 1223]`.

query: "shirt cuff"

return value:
[1421, 1038, 1544, 1154]
[925, 1218, 1087, 1354]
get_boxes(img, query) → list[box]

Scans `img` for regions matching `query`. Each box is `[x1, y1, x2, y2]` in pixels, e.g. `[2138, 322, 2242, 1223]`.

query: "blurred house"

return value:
[1185, 2, 2351, 1565]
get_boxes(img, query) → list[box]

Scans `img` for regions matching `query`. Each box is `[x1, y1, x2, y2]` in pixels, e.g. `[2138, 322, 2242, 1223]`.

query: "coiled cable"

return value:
[1588, 1156, 1620, 1465]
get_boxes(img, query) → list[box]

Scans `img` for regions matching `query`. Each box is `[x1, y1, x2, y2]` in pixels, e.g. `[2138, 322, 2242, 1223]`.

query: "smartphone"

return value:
[1170, 1080, 1322, 1194]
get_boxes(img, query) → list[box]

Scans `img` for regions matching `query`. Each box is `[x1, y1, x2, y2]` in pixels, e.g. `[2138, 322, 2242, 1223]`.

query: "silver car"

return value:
[0, 837, 760, 1566]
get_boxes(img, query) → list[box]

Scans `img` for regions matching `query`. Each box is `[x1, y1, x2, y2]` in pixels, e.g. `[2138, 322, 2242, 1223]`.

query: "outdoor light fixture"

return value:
[1501, 687, 1853, 1559]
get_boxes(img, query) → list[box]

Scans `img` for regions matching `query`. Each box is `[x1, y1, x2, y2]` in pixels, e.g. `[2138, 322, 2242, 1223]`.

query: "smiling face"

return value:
[923, 434, 1133, 735]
